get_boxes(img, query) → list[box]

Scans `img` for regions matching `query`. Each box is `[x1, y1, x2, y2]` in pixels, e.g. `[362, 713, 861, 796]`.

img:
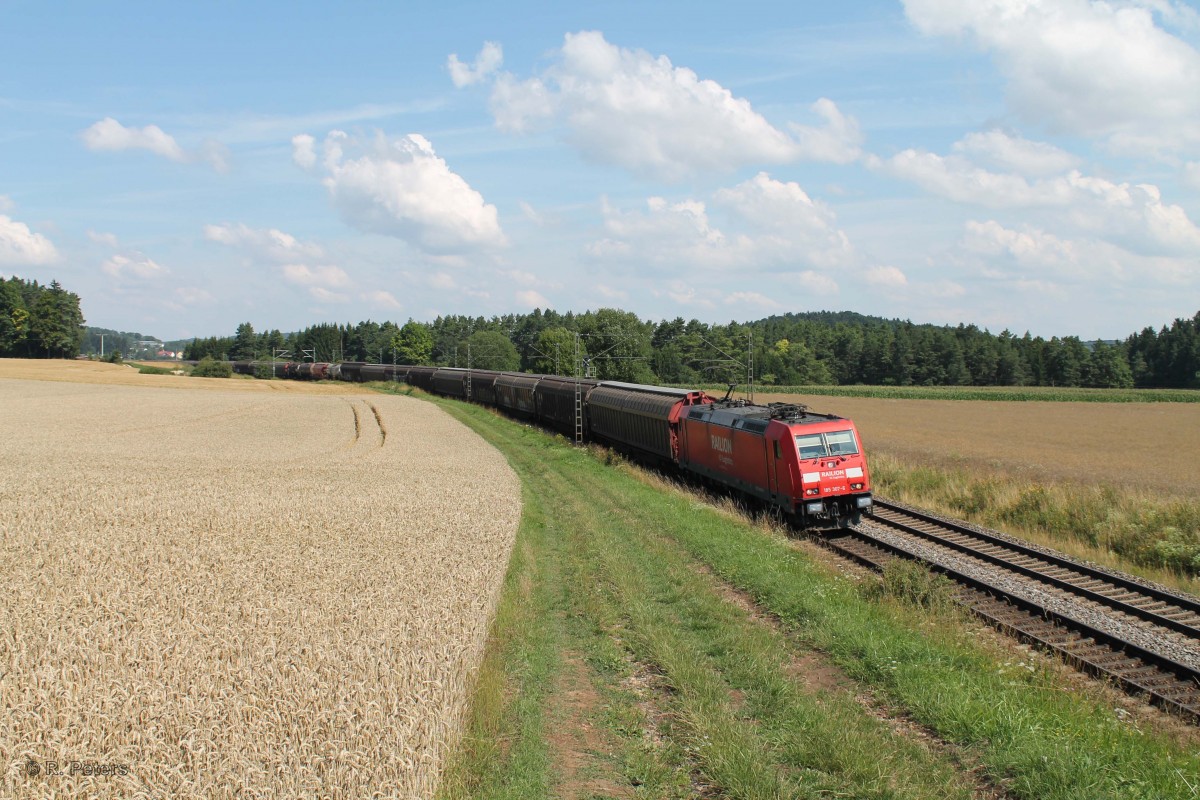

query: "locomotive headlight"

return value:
[805, 501, 823, 514]
[805, 488, 820, 496]
[850, 482, 864, 490]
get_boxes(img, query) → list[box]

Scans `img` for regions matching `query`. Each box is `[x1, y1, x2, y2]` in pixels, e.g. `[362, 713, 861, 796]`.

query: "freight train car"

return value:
[405, 366, 437, 391]
[431, 367, 469, 398]
[494, 373, 541, 418]
[468, 370, 502, 406]
[533, 376, 599, 434]
[586, 382, 713, 464]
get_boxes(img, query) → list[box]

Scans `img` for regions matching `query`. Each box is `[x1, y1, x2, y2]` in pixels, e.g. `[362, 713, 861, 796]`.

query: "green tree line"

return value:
[185, 307, 1200, 389]
[0, 277, 85, 358]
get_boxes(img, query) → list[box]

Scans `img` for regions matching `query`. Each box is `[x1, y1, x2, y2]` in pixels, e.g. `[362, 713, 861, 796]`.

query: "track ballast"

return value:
[822, 500, 1200, 722]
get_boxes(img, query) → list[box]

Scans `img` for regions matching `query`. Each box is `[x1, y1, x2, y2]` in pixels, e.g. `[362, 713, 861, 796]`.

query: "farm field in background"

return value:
[0, 366, 521, 798]
[0, 358, 365, 393]
[743, 384, 1200, 403]
[755, 391, 1200, 492]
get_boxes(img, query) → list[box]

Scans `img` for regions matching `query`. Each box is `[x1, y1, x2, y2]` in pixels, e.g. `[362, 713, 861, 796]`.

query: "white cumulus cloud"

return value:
[292, 134, 317, 169]
[82, 117, 187, 161]
[713, 172, 853, 268]
[594, 196, 736, 268]
[448, 41, 503, 87]
[903, 0, 1200, 155]
[281, 263, 350, 288]
[88, 230, 120, 248]
[872, 148, 1200, 254]
[787, 98, 864, 165]
[102, 253, 167, 281]
[590, 174, 856, 275]
[489, 31, 861, 180]
[0, 215, 58, 266]
[864, 265, 908, 287]
[363, 289, 402, 309]
[515, 289, 550, 307]
[953, 130, 1082, 176]
[957, 219, 1195, 286]
[205, 223, 325, 263]
[316, 130, 505, 253]
[964, 220, 1084, 272]
[308, 287, 349, 303]
[82, 118, 229, 171]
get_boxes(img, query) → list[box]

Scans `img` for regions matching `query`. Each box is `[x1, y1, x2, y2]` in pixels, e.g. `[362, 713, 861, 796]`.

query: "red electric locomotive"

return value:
[678, 399, 872, 527]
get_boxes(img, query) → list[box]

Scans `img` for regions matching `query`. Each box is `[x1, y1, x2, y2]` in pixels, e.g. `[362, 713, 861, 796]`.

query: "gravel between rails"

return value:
[858, 510, 1200, 675]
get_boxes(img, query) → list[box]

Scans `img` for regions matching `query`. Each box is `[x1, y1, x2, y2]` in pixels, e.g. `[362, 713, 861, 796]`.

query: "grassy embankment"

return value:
[417, 391, 1199, 800]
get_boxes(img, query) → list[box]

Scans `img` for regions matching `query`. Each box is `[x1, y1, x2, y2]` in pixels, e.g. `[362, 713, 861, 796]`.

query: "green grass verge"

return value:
[429, 395, 1200, 799]
[437, 483, 559, 799]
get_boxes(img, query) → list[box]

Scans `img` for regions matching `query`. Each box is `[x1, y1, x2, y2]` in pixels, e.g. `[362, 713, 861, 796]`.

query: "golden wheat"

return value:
[0, 371, 520, 798]
[0, 358, 368, 394]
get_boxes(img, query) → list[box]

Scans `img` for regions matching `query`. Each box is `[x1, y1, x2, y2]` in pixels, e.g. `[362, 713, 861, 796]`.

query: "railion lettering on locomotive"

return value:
[710, 434, 733, 454]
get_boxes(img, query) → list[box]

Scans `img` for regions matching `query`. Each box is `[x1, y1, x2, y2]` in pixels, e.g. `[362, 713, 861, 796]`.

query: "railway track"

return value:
[823, 500, 1200, 722]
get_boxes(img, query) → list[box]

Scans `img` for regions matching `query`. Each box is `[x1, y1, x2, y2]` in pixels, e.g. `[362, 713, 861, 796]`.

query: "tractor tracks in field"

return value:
[344, 397, 387, 448]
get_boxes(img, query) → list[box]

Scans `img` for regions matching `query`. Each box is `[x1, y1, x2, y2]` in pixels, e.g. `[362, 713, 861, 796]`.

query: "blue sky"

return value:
[2, 0, 1198, 340]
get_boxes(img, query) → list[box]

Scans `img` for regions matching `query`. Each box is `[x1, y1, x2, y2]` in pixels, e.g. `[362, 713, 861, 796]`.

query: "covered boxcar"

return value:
[339, 362, 365, 382]
[359, 363, 391, 382]
[534, 376, 598, 434]
[495, 373, 541, 417]
[586, 382, 712, 462]
[465, 370, 502, 405]
[405, 366, 437, 390]
[431, 367, 469, 398]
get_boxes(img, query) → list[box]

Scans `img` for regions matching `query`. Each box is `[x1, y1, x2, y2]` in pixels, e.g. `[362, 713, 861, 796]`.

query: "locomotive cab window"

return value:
[795, 429, 860, 459]
[825, 429, 859, 456]
[796, 433, 826, 459]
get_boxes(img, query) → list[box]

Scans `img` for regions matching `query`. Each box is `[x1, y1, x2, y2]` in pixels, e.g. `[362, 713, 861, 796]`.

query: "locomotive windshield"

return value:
[795, 429, 860, 459]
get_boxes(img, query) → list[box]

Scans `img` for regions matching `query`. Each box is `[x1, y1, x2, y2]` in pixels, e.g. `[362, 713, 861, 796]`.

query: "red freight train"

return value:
[679, 400, 872, 527]
[230, 360, 872, 528]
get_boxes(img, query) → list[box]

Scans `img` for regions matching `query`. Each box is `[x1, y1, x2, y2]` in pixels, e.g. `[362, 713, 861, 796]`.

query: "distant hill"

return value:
[754, 310, 901, 328]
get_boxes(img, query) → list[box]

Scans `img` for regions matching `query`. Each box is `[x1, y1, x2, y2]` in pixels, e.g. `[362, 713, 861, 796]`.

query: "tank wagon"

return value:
[235, 359, 872, 527]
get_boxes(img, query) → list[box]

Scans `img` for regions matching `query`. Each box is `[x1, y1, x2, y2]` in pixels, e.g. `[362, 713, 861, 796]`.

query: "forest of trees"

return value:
[184, 307, 1200, 390]
[0, 277, 86, 358]
[7, 270, 1190, 389]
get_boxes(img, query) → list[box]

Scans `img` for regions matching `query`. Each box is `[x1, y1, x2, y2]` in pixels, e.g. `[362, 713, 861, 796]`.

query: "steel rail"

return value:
[870, 500, 1200, 638]
[820, 508, 1200, 722]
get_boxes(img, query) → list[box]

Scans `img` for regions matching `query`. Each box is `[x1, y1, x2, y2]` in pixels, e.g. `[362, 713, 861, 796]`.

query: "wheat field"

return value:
[0, 367, 521, 798]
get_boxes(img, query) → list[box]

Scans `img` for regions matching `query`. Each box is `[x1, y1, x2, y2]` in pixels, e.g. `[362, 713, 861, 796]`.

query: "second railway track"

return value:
[822, 499, 1200, 722]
